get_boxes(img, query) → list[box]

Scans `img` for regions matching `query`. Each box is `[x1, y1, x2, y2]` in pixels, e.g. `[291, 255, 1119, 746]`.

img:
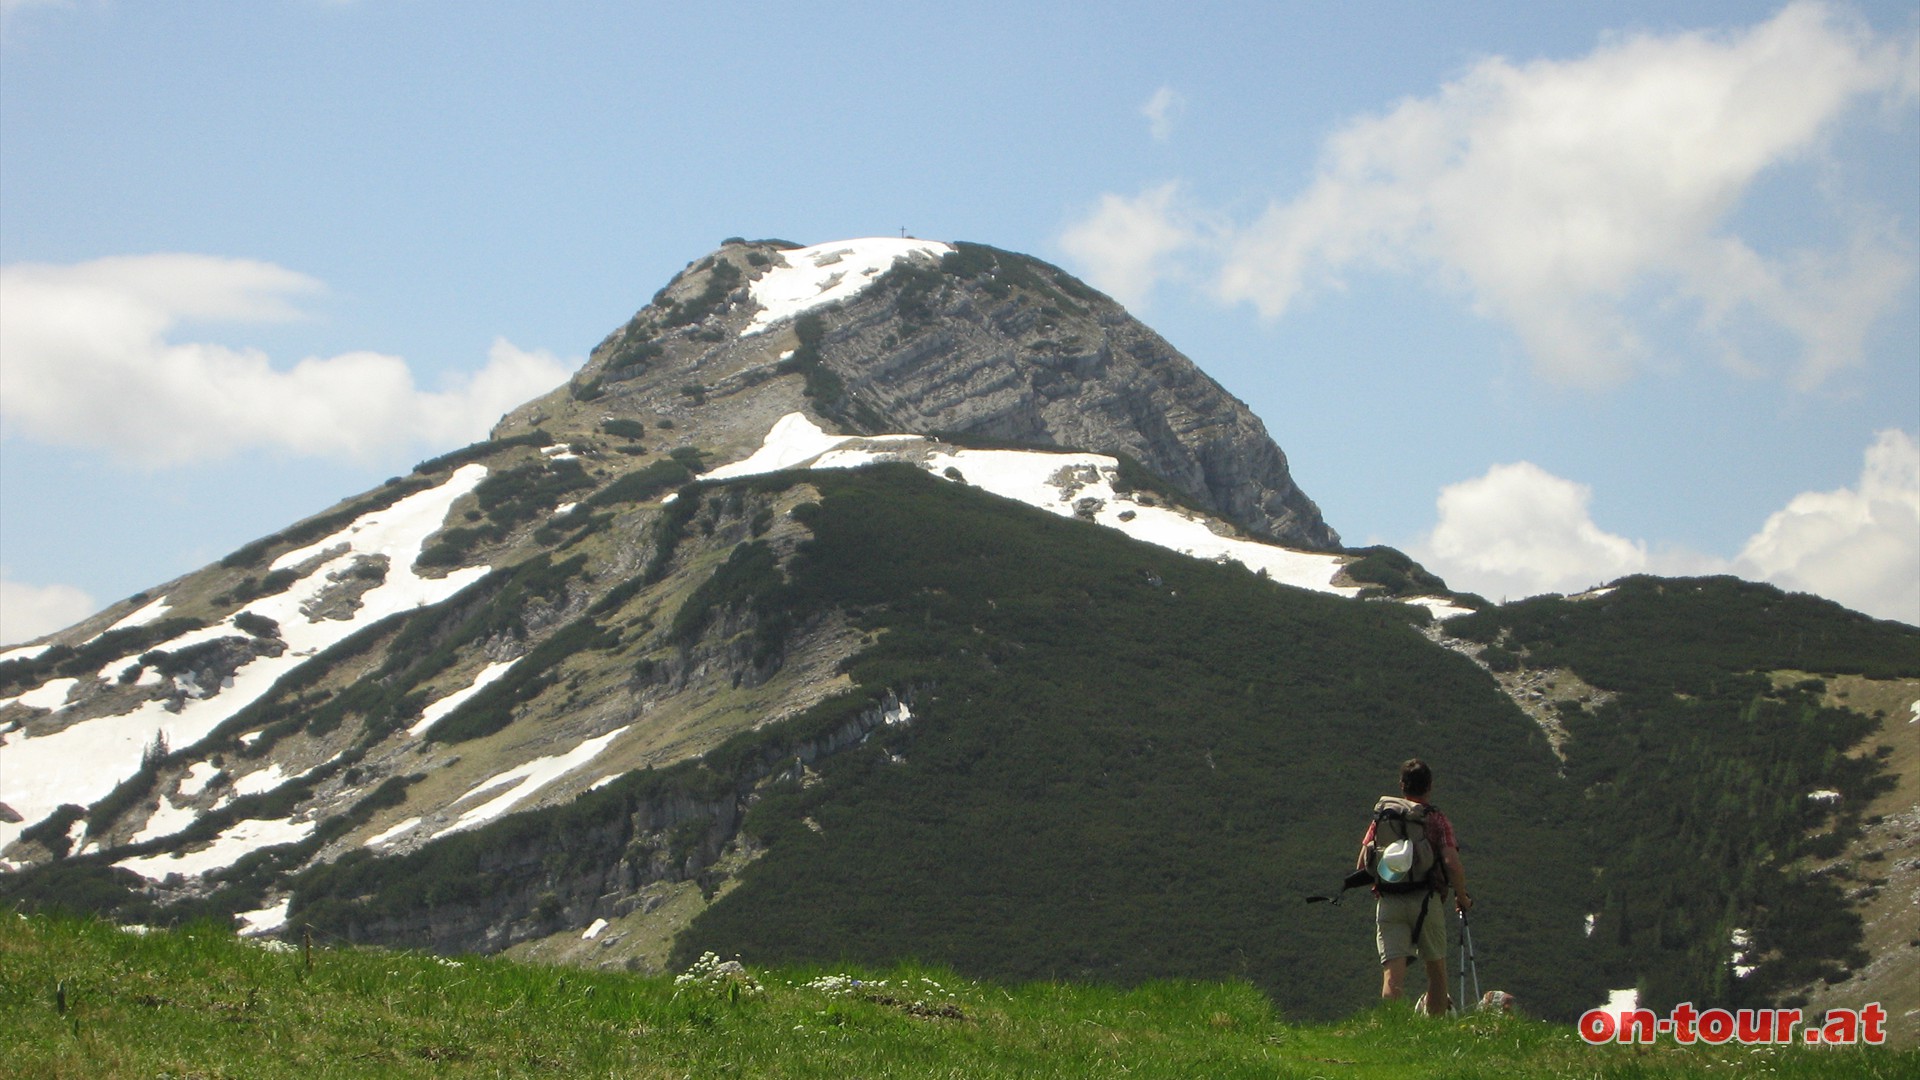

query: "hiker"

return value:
[1356, 757, 1471, 1016]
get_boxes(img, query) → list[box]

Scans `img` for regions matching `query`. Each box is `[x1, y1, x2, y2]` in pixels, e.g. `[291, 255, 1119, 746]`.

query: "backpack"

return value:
[1366, 796, 1444, 894]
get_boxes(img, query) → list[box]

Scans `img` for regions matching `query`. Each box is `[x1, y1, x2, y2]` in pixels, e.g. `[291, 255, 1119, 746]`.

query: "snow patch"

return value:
[1807, 789, 1842, 804]
[130, 795, 202, 845]
[117, 816, 318, 881]
[0, 643, 53, 665]
[440, 727, 627, 836]
[1584, 913, 1597, 938]
[704, 412, 908, 482]
[1405, 597, 1477, 621]
[582, 918, 609, 941]
[231, 764, 291, 798]
[742, 238, 953, 336]
[410, 659, 521, 737]
[237, 899, 291, 937]
[106, 595, 173, 634]
[8, 676, 78, 712]
[177, 760, 222, 798]
[270, 464, 490, 577]
[364, 816, 422, 847]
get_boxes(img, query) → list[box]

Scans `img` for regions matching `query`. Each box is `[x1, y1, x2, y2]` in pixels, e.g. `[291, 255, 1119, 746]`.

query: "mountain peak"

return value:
[497, 237, 1340, 550]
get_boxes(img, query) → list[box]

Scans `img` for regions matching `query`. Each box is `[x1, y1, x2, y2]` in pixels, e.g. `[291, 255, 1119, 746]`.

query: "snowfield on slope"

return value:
[408, 659, 521, 737]
[704, 412, 1469, 619]
[439, 726, 628, 836]
[0, 465, 493, 865]
[116, 816, 318, 882]
[742, 238, 953, 337]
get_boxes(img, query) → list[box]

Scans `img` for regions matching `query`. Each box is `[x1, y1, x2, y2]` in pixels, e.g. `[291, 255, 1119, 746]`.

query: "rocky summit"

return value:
[503, 237, 1338, 550]
[1, 237, 1915, 1034]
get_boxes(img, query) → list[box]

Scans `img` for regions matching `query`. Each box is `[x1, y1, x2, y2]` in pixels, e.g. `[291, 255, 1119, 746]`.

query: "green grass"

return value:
[4, 915, 1910, 1078]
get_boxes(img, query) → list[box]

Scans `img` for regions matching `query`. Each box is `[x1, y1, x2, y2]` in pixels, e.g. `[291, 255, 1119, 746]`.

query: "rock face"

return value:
[811, 246, 1339, 548]
[502, 239, 1340, 550]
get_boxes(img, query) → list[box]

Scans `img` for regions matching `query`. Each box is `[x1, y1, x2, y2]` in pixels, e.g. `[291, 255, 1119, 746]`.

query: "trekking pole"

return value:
[1453, 910, 1465, 1016]
[1455, 910, 1465, 1014]
[1458, 910, 1481, 1009]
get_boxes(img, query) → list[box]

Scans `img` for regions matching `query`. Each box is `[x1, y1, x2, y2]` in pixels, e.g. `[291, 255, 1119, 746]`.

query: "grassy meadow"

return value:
[4, 914, 1913, 1079]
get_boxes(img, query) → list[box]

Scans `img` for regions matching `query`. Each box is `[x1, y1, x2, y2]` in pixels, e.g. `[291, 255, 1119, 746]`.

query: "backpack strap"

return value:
[1411, 888, 1435, 947]
[1422, 803, 1449, 890]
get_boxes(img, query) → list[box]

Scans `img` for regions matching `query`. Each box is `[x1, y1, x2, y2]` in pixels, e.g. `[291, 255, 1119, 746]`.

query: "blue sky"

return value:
[2, 0, 1916, 642]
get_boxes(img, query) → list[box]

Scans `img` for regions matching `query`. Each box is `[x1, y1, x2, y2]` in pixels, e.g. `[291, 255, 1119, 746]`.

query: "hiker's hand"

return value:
[1456, 891, 1473, 913]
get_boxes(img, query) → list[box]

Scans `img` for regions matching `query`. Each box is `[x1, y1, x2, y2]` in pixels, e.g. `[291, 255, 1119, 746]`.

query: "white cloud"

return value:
[1067, 2, 1918, 387]
[0, 577, 94, 647]
[1413, 431, 1920, 624]
[1412, 461, 1658, 601]
[1056, 182, 1202, 310]
[1141, 85, 1185, 142]
[1734, 429, 1919, 623]
[0, 255, 574, 467]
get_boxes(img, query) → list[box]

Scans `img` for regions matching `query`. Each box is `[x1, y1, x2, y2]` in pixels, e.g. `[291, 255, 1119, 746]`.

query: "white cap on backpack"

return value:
[1380, 840, 1413, 882]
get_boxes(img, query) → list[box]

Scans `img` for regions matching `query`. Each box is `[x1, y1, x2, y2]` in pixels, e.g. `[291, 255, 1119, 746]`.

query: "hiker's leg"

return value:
[1404, 888, 1449, 1014]
[1423, 958, 1450, 1016]
[1380, 957, 1407, 1000]
[1376, 895, 1415, 1001]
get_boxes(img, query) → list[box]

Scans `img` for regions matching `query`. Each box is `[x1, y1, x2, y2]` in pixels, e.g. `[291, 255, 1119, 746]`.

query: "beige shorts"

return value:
[1376, 889, 1448, 964]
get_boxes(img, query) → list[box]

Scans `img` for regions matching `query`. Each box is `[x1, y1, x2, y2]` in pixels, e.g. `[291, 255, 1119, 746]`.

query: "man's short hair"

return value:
[1400, 758, 1432, 797]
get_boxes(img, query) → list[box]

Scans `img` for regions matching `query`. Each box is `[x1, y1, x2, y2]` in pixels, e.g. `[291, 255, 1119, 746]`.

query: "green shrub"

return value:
[606, 336, 662, 375]
[1341, 546, 1451, 599]
[232, 612, 280, 639]
[16, 804, 87, 858]
[662, 258, 742, 328]
[583, 459, 694, 511]
[412, 431, 554, 476]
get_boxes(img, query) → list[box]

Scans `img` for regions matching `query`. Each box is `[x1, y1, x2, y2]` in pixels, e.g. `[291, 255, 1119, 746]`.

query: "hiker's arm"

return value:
[1445, 844, 1471, 911]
